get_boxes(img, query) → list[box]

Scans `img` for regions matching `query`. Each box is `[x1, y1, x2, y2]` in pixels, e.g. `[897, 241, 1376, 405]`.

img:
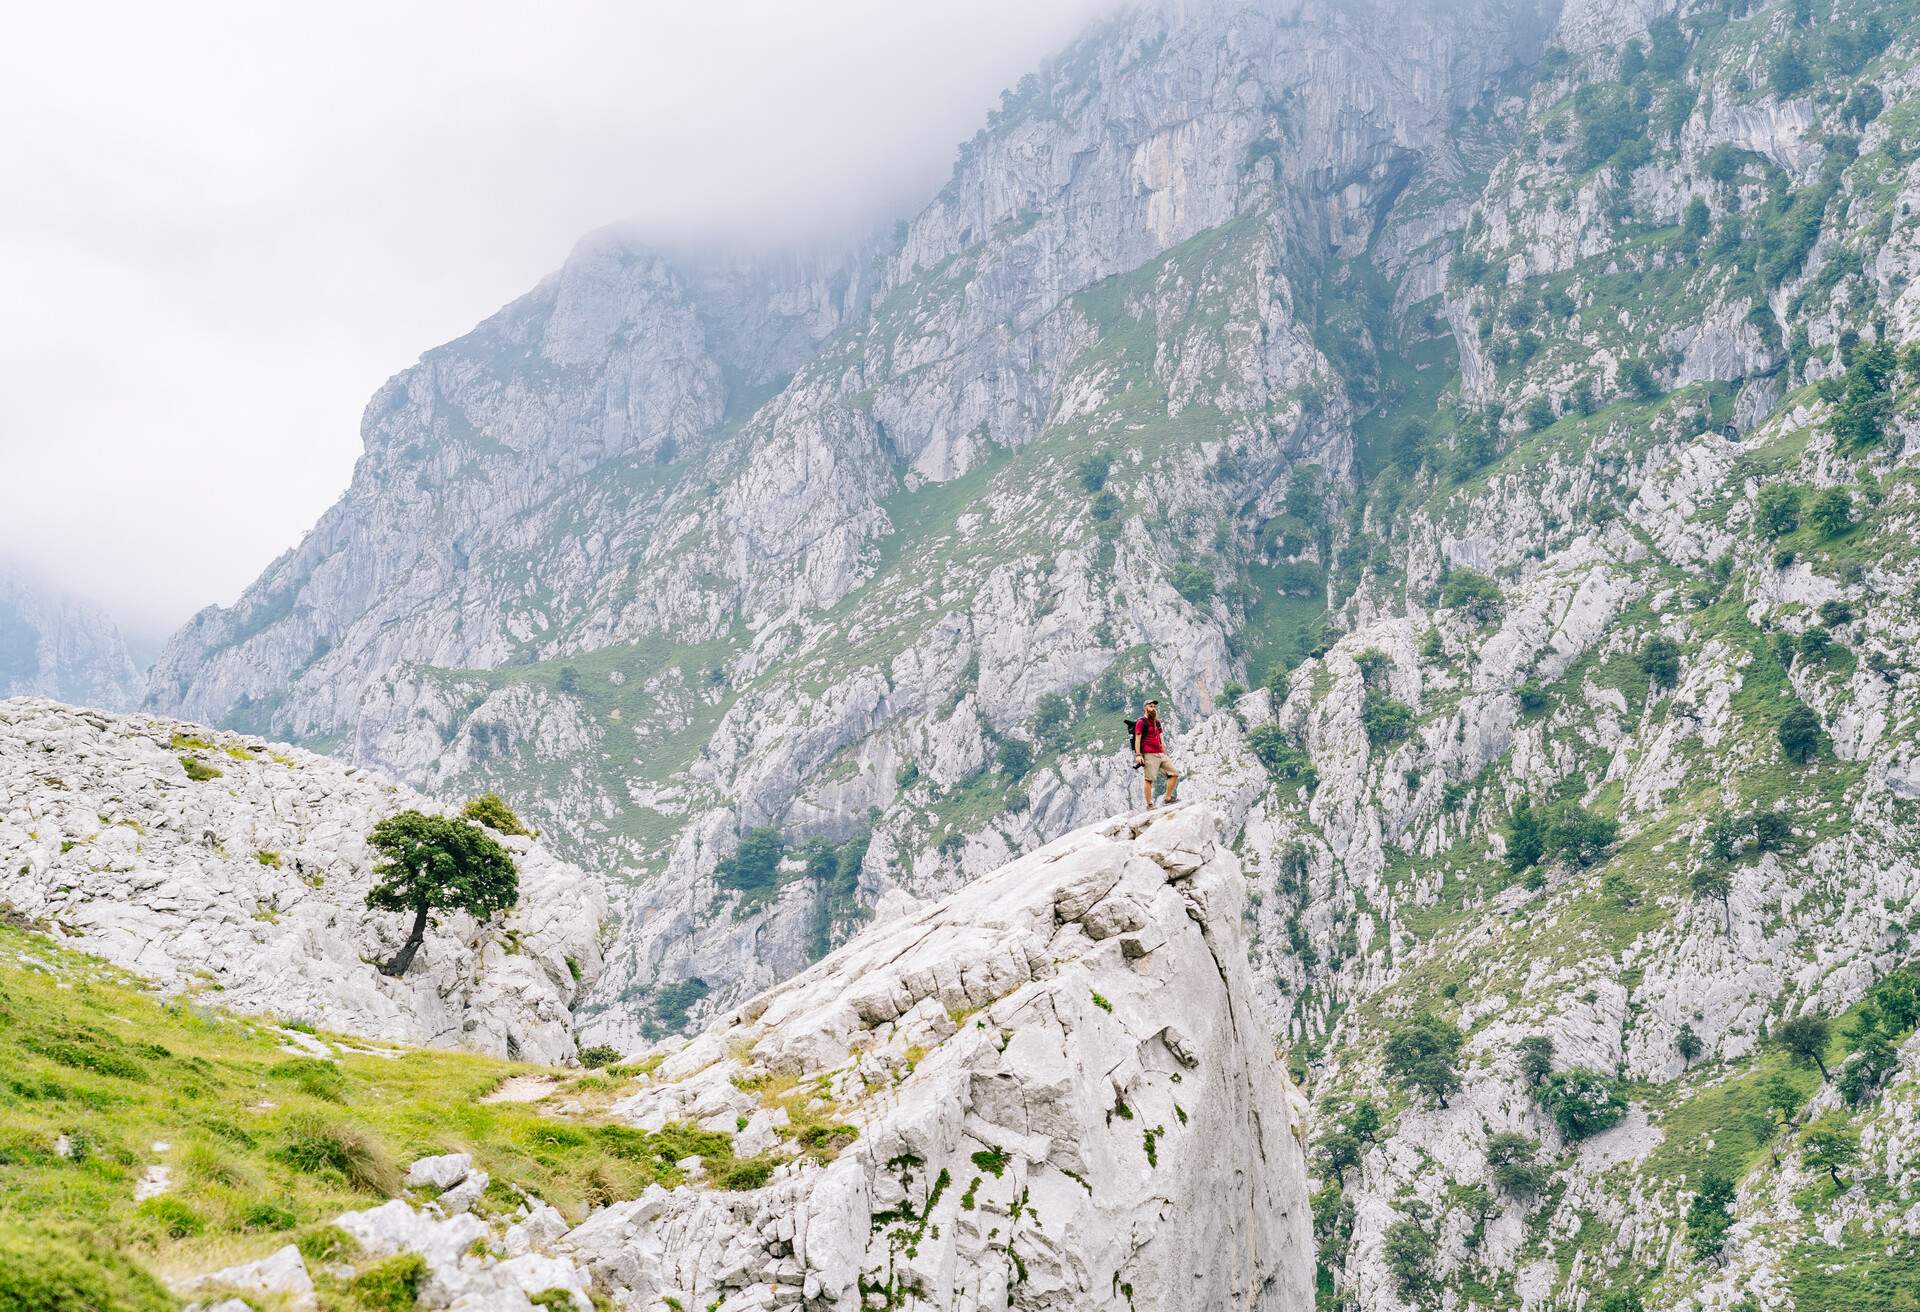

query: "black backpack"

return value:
[1122, 717, 1145, 767]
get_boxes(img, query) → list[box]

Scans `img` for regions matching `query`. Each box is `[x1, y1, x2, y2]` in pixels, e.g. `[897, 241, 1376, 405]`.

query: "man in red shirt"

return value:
[1131, 698, 1180, 809]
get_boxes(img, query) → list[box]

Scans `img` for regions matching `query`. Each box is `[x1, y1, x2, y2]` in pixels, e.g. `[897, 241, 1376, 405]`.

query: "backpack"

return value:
[1122, 717, 1149, 766]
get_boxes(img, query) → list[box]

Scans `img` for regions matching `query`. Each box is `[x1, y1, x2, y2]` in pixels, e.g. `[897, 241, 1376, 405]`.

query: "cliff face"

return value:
[142, 0, 1920, 1305]
[0, 567, 144, 711]
[0, 697, 603, 1062]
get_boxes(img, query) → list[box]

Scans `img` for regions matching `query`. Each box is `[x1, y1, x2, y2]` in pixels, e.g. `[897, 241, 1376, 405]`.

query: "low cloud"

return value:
[0, 0, 1119, 639]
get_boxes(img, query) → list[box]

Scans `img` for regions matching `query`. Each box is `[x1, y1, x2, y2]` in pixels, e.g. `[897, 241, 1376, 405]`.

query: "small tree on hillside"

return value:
[1775, 1014, 1832, 1080]
[365, 811, 519, 978]
[1778, 703, 1822, 764]
[1486, 1131, 1549, 1200]
[1384, 1014, 1465, 1108]
[461, 793, 532, 838]
[1801, 1116, 1860, 1190]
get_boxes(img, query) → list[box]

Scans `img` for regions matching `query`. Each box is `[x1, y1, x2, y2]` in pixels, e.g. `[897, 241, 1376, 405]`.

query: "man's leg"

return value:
[1142, 757, 1157, 808]
[1163, 766, 1179, 803]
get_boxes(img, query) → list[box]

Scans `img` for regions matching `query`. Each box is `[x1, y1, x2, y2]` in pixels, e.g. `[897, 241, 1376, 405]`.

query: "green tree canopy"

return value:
[1384, 1014, 1464, 1107]
[365, 811, 519, 978]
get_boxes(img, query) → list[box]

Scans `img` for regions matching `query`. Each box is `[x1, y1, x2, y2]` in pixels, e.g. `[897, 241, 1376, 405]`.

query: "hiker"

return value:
[1130, 698, 1180, 809]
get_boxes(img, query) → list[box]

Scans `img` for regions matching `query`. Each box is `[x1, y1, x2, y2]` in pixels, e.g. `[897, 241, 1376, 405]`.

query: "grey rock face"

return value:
[0, 566, 144, 710]
[0, 697, 603, 1062]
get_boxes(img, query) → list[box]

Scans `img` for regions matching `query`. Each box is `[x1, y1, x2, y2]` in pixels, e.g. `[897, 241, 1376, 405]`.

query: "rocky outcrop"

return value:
[0, 697, 603, 1062]
[562, 802, 1311, 1310]
[0, 566, 144, 711]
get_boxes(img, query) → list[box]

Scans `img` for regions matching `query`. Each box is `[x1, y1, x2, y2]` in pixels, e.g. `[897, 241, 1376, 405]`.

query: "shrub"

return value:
[349, 1253, 428, 1312]
[1516, 681, 1548, 715]
[1383, 1014, 1464, 1107]
[280, 1115, 400, 1196]
[135, 1196, 205, 1238]
[1638, 636, 1680, 688]
[717, 1156, 777, 1190]
[1442, 568, 1505, 622]
[1538, 1068, 1628, 1141]
[180, 755, 222, 782]
[1808, 488, 1853, 538]
[1033, 692, 1072, 745]
[0, 1225, 174, 1312]
[1089, 490, 1121, 522]
[1751, 810, 1791, 852]
[578, 1044, 622, 1069]
[1681, 197, 1711, 243]
[1769, 44, 1811, 97]
[1517, 1035, 1554, 1086]
[1676, 1024, 1703, 1066]
[1171, 562, 1215, 605]
[1246, 725, 1316, 790]
[1505, 800, 1544, 872]
[996, 738, 1034, 779]
[296, 1223, 361, 1264]
[1619, 358, 1659, 399]
[1361, 691, 1416, 749]
[1075, 452, 1111, 492]
[268, 1057, 348, 1102]
[1778, 702, 1821, 764]
[461, 793, 532, 837]
[715, 828, 785, 897]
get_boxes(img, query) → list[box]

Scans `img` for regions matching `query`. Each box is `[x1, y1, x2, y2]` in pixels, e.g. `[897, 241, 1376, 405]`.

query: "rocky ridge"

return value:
[0, 698, 604, 1062]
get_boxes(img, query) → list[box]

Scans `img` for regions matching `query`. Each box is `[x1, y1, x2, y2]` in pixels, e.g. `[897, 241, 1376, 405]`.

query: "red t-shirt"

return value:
[1136, 717, 1163, 753]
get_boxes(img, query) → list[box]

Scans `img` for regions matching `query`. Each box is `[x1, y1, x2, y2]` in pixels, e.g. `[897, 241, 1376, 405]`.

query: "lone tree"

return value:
[365, 811, 519, 978]
[1384, 1013, 1465, 1107]
[1775, 1014, 1832, 1081]
[1801, 1115, 1860, 1190]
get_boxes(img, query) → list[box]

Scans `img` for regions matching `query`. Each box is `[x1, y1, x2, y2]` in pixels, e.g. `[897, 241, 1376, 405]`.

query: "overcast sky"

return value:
[0, 0, 1117, 644]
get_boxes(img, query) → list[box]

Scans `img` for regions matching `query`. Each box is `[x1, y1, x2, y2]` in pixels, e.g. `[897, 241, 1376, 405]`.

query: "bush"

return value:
[1171, 562, 1215, 605]
[0, 1225, 174, 1312]
[1778, 702, 1821, 764]
[268, 1057, 347, 1102]
[349, 1253, 429, 1312]
[1089, 490, 1121, 522]
[180, 755, 222, 782]
[135, 1196, 205, 1238]
[1538, 1068, 1628, 1141]
[1808, 488, 1853, 538]
[1768, 44, 1811, 97]
[1638, 636, 1680, 688]
[1681, 197, 1711, 244]
[1687, 1172, 1735, 1260]
[1442, 568, 1505, 622]
[715, 828, 785, 896]
[461, 793, 532, 837]
[578, 1044, 622, 1069]
[1360, 691, 1416, 749]
[1075, 452, 1111, 492]
[1755, 484, 1802, 539]
[1517, 681, 1548, 715]
[1246, 724, 1316, 790]
[1033, 692, 1072, 745]
[717, 1156, 777, 1190]
[1619, 358, 1660, 400]
[1505, 800, 1544, 872]
[1751, 810, 1792, 852]
[996, 738, 1034, 779]
[241, 1201, 299, 1231]
[280, 1115, 400, 1195]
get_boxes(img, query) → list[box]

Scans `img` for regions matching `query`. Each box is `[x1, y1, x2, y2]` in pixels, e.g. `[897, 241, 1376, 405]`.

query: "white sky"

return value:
[0, 0, 1116, 642]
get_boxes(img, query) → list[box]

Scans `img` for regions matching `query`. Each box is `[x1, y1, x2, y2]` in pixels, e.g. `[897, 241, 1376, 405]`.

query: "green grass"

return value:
[0, 923, 759, 1292]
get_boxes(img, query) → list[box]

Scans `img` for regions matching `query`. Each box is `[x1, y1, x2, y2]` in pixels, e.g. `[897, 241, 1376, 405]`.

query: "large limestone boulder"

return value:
[562, 802, 1313, 1311]
[0, 697, 603, 1062]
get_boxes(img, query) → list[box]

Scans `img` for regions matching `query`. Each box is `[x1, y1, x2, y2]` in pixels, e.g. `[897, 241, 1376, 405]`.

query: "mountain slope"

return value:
[0, 566, 144, 711]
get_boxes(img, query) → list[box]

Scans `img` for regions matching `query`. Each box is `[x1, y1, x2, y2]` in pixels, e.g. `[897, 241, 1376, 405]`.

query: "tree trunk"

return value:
[380, 905, 430, 978]
[1814, 1054, 1830, 1081]
[1720, 894, 1731, 938]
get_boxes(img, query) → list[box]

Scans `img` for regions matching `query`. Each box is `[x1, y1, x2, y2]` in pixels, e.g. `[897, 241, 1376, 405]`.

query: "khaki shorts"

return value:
[1141, 753, 1180, 784]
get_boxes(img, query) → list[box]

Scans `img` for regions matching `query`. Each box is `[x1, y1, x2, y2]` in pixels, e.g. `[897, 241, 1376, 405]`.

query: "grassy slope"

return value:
[0, 921, 753, 1307]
